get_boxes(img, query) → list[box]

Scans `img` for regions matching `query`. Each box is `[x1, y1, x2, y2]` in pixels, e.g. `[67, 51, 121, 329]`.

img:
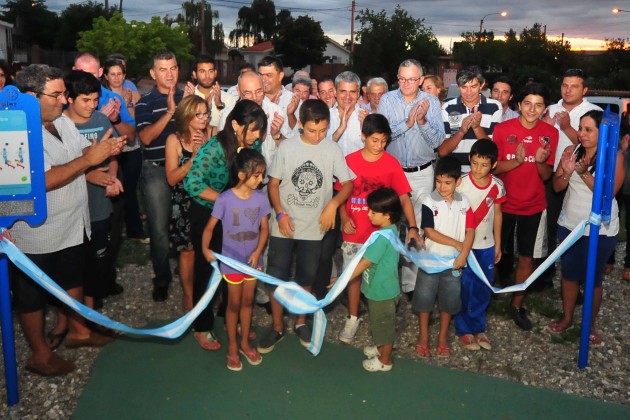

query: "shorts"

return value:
[223, 273, 256, 285]
[412, 269, 461, 315]
[367, 298, 398, 346]
[558, 226, 617, 287]
[11, 243, 86, 313]
[266, 237, 322, 289]
[501, 210, 547, 259]
[341, 241, 362, 270]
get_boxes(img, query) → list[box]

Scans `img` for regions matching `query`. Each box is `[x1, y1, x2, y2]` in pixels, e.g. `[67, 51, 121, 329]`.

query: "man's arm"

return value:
[46, 134, 124, 191]
[137, 86, 177, 145]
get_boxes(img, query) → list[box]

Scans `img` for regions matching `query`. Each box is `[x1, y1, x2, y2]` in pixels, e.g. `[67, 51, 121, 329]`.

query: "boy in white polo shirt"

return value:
[412, 156, 475, 358]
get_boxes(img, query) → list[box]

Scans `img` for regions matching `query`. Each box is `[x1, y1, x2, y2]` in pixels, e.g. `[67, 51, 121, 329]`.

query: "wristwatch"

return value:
[216, 103, 225, 110]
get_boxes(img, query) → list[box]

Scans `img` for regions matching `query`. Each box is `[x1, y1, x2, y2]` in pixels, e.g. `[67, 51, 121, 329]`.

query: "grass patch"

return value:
[116, 238, 150, 267]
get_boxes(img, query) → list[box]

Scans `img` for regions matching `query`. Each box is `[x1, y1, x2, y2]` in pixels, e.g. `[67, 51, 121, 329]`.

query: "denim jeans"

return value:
[119, 148, 145, 238]
[140, 161, 172, 287]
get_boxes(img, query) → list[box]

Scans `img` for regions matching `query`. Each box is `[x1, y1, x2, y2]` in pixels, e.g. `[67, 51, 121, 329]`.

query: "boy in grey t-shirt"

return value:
[258, 99, 355, 354]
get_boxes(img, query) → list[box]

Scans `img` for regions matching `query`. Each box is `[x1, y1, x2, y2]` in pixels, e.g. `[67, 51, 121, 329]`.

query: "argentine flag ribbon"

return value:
[0, 219, 588, 356]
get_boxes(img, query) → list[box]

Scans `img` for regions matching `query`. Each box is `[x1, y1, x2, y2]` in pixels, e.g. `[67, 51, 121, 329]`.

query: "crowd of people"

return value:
[4, 50, 628, 377]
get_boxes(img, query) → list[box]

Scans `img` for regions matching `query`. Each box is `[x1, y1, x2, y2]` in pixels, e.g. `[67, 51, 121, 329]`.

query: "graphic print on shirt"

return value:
[288, 160, 323, 208]
[350, 176, 384, 214]
[228, 207, 261, 242]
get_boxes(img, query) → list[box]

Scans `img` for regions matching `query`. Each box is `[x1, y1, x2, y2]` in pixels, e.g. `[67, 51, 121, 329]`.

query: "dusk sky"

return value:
[44, 0, 630, 51]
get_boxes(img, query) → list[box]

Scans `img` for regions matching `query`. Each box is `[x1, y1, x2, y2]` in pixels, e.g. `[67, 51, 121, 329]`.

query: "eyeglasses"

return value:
[397, 77, 421, 85]
[195, 112, 210, 119]
[39, 90, 70, 100]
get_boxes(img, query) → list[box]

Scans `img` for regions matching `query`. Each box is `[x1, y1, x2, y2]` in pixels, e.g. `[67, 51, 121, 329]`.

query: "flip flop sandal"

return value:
[547, 321, 570, 334]
[589, 333, 603, 347]
[239, 348, 263, 366]
[436, 345, 451, 357]
[226, 354, 242, 371]
[194, 331, 222, 351]
[415, 343, 430, 358]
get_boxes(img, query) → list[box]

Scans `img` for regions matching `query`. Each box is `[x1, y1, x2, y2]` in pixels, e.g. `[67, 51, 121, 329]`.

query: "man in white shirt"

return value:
[491, 76, 519, 122]
[258, 56, 300, 133]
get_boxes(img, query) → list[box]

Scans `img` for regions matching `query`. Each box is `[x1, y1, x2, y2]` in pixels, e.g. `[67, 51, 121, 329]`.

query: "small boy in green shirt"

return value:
[349, 187, 402, 372]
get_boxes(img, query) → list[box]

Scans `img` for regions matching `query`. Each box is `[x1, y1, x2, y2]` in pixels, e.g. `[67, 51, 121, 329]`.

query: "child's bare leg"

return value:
[417, 312, 430, 346]
[511, 255, 534, 308]
[239, 280, 257, 352]
[269, 290, 285, 332]
[438, 312, 451, 347]
[347, 278, 361, 317]
[226, 283, 242, 357]
[377, 343, 394, 365]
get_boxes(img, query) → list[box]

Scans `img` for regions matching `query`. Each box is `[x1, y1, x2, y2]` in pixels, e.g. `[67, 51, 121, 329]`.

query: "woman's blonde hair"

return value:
[174, 95, 209, 143]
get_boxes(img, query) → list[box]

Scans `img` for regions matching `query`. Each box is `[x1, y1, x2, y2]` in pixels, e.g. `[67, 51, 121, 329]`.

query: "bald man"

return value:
[219, 71, 293, 164]
[73, 52, 136, 140]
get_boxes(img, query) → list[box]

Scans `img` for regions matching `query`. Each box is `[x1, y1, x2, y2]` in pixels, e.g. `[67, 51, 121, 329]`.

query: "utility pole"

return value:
[119, 0, 123, 14]
[104, 0, 109, 9]
[350, 0, 355, 53]
[200, 0, 207, 53]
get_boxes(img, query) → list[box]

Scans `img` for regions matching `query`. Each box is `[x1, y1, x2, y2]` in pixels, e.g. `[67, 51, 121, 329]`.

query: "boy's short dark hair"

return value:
[64, 70, 101, 100]
[517, 82, 550, 107]
[470, 138, 498, 165]
[367, 187, 403, 224]
[435, 156, 462, 180]
[362, 113, 391, 139]
[299, 99, 330, 125]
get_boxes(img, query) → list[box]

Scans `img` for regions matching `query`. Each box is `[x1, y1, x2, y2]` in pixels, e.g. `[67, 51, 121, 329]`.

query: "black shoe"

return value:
[152, 286, 168, 302]
[107, 282, 124, 296]
[405, 291, 414, 302]
[509, 306, 533, 330]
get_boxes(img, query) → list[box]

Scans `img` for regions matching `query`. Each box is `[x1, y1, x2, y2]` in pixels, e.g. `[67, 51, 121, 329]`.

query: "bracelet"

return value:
[276, 212, 288, 221]
[409, 226, 420, 232]
[558, 174, 569, 181]
[580, 172, 590, 179]
[166, 110, 175, 115]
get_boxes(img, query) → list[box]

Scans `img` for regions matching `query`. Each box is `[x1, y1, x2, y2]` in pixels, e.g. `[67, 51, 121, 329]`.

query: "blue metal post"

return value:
[578, 124, 611, 368]
[0, 249, 19, 405]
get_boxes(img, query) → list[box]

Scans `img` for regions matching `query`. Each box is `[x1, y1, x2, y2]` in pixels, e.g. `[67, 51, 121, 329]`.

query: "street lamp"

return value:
[479, 11, 508, 38]
[613, 8, 630, 13]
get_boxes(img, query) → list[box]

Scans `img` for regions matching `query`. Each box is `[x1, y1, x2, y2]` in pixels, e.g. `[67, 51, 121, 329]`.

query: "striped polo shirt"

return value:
[135, 86, 183, 162]
[442, 96, 502, 171]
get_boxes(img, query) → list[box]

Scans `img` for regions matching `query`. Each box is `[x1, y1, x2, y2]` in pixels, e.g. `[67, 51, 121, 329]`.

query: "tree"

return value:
[77, 12, 193, 78]
[1, 0, 59, 49]
[56, 1, 116, 50]
[351, 6, 445, 82]
[229, 0, 283, 47]
[164, 1, 224, 56]
[272, 15, 326, 71]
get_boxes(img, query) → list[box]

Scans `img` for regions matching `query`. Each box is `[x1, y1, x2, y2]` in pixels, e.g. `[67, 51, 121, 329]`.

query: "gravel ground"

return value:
[1, 242, 629, 418]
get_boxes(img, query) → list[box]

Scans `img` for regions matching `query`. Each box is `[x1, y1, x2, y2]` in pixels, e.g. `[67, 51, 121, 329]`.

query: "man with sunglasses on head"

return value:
[378, 59, 445, 298]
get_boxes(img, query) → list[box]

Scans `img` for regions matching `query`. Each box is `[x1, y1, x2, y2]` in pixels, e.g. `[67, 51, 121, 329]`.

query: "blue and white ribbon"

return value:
[0, 219, 588, 356]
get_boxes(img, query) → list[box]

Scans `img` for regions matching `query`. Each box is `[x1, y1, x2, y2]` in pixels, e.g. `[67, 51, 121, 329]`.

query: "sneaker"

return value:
[509, 306, 533, 331]
[475, 333, 492, 350]
[294, 324, 311, 347]
[257, 330, 285, 354]
[458, 334, 480, 351]
[363, 345, 380, 358]
[338, 317, 361, 343]
[362, 356, 392, 372]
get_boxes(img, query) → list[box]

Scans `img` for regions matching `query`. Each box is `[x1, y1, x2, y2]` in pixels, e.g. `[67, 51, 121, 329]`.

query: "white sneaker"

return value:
[338, 317, 361, 343]
[362, 356, 392, 372]
[363, 345, 380, 358]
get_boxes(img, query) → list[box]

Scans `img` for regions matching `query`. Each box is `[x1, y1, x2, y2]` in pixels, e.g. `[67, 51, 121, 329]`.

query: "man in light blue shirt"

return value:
[378, 59, 445, 295]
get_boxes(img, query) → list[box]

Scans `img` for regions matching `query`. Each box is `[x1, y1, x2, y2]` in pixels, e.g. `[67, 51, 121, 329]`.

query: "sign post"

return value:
[0, 86, 47, 405]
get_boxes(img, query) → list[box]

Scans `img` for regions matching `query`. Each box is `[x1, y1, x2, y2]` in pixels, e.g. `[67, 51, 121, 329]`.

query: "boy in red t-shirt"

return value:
[336, 114, 422, 344]
[493, 83, 559, 331]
